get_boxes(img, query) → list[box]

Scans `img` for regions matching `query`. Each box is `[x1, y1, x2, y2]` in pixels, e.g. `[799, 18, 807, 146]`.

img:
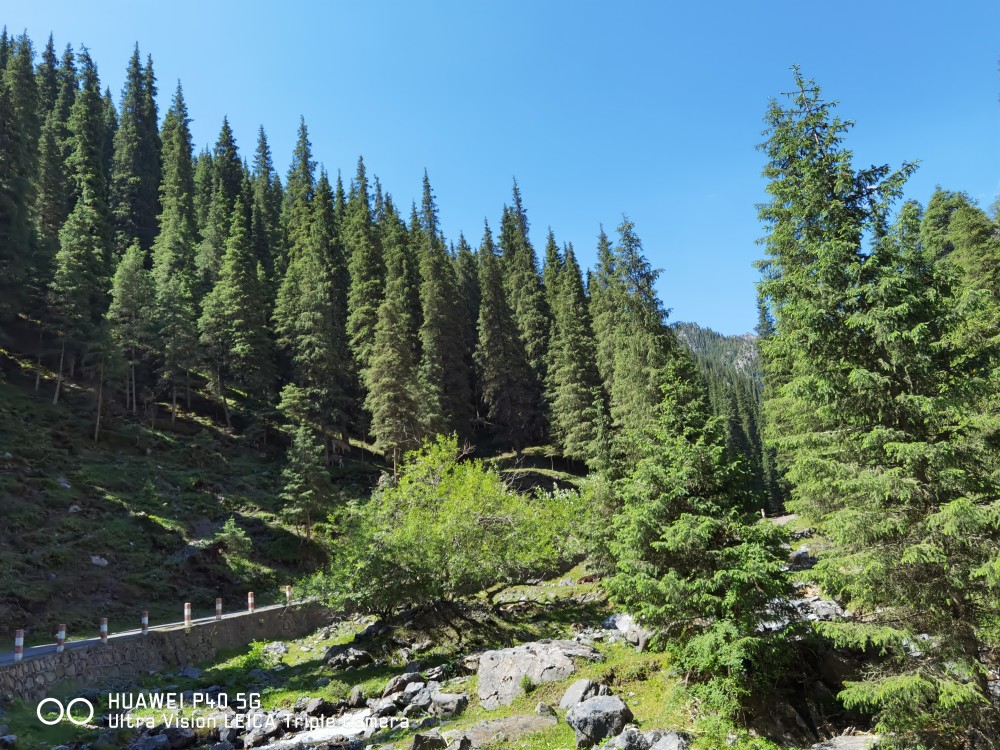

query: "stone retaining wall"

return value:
[0, 604, 332, 701]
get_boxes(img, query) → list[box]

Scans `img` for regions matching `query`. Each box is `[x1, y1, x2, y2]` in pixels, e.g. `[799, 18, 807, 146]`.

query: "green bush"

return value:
[311, 435, 585, 615]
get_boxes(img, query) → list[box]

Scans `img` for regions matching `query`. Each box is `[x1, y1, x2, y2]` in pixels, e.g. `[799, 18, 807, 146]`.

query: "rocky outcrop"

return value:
[443, 714, 559, 748]
[477, 640, 604, 709]
[565, 695, 634, 748]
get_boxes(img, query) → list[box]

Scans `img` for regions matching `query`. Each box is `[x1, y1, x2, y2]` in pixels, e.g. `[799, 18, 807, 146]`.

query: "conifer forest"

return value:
[0, 23, 998, 750]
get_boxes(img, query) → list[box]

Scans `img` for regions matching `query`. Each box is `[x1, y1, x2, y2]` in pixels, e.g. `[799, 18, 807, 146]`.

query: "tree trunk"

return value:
[217, 368, 231, 429]
[93, 358, 104, 443]
[52, 341, 65, 406]
[34, 328, 44, 392]
[131, 361, 138, 415]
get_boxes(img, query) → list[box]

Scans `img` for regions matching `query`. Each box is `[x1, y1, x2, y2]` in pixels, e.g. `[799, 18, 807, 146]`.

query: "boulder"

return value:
[327, 646, 373, 670]
[430, 692, 469, 718]
[477, 640, 604, 709]
[304, 697, 337, 717]
[425, 664, 449, 681]
[600, 727, 649, 750]
[535, 702, 557, 717]
[161, 727, 197, 750]
[177, 666, 203, 679]
[445, 738, 472, 750]
[647, 733, 692, 750]
[565, 695, 634, 748]
[411, 732, 447, 750]
[602, 614, 653, 651]
[0, 737, 16, 750]
[383, 671, 425, 697]
[559, 679, 610, 709]
[348, 685, 367, 708]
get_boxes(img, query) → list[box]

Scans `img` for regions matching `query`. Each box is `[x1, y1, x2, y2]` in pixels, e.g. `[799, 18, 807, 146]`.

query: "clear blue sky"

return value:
[6, 1, 998, 334]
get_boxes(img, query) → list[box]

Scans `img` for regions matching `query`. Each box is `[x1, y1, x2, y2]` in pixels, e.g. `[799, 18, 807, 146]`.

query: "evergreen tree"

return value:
[547, 245, 601, 463]
[109, 45, 161, 254]
[757, 71, 999, 747]
[344, 156, 384, 385]
[607, 350, 792, 728]
[475, 221, 537, 447]
[251, 125, 282, 278]
[365, 204, 422, 471]
[280, 422, 334, 541]
[454, 233, 480, 408]
[498, 183, 551, 409]
[281, 117, 315, 263]
[107, 243, 153, 414]
[0, 33, 39, 323]
[48, 49, 112, 404]
[589, 226, 617, 388]
[35, 34, 59, 115]
[151, 82, 199, 417]
[196, 118, 240, 287]
[199, 189, 275, 423]
[417, 173, 473, 435]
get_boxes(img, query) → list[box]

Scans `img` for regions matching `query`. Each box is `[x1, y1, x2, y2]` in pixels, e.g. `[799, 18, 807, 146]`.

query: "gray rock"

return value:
[0, 737, 15, 750]
[602, 614, 654, 651]
[177, 666, 203, 679]
[264, 641, 289, 657]
[327, 646, 374, 670]
[413, 640, 435, 653]
[459, 652, 482, 674]
[600, 727, 649, 750]
[424, 664, 449, 681]
[559, 679, 610, 709]
[129, 736, 169, 750]
[373, 699, 400, 718]
[411, 732, 447, 750]
[808, 738, 879, 750]
[304, 697, 337, 717]
[987, 679, 1000, 702]
[430, 692, 468, 718]
[93, 729, 120, 750]
[565, 695, 634, 748]
[444, 738, 472, 750]
[384, 671, 425, 697]
[348, 685, 367, 708]
[443, 714, 557, 747]
[91, 554, 110, 567]
[535, 702, 557, 717]
[647, 733, 691, 750]
[405, 660, 426, 673]
[477, 640, 604, 709]
[161, 727, 197, 750]
[209, 743, 234, 750]
[789, 545, 817, 570]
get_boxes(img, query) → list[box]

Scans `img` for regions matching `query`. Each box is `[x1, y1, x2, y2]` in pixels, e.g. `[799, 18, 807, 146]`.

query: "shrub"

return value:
[313, 435, 585, 615]
[215, 517, 252, 558]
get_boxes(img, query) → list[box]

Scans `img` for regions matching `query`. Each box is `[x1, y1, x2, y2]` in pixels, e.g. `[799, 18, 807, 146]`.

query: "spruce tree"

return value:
[475, 221, 537, 447]
[109, 45, 161, 254]
[151, 82, 199, 417]
[280, 422, 334, 541]
[454, 233, 480, 409]
[607, 350, 791, 726]
[365, 206, 422, 471]
[547, 245, 601, 463]
[0, 33, 39, 323]
[196, 118, 241, 287]
[48, 49, 112, 405]
[417, 173, 473, 435]
[757, 71, 1000, 747]
[251, 125, 282, 279]
[107, 243, 153, 414]
[199, 188, 275, 421]
[498, 183, 551, 402]
[344, 156, 384, 381]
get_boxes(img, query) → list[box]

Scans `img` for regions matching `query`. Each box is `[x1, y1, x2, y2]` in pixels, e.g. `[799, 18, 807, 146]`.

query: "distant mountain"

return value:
[673, 322, 785, 513]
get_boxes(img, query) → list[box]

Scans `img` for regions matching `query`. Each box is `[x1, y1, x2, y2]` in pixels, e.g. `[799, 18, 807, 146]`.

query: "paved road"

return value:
[0, 603, 295, 666]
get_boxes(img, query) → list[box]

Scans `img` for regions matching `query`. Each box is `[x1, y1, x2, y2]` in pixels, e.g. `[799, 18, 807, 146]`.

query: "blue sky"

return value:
[6, 0, 998, 334]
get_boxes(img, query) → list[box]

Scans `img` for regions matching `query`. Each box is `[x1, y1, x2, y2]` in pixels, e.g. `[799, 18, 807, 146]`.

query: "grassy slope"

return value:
[0, 334, 584, 644]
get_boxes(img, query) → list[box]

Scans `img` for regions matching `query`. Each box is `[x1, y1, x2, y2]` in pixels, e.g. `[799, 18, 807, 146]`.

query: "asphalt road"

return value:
[0, 602, 293, 666]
